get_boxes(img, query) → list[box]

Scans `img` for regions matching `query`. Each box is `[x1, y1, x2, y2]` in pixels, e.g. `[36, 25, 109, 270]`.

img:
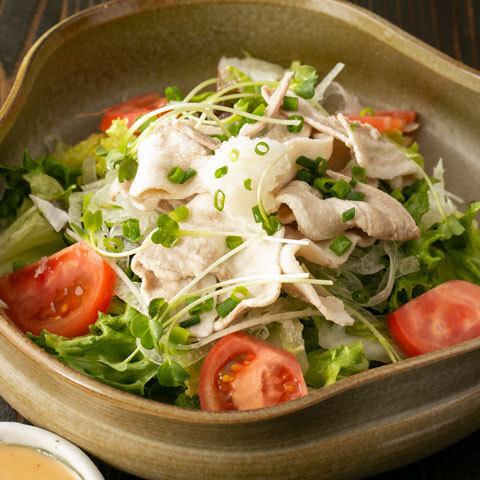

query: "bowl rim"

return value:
[0, 0, 480, 425]
[0, 422, 105, 479]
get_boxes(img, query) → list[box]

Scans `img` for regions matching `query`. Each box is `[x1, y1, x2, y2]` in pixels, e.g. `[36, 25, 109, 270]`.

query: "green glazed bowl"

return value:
[0, 1, 479, 479]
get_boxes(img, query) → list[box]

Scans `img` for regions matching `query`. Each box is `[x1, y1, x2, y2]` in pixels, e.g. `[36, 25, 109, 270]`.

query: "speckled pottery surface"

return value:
[0, 1, 479, 479]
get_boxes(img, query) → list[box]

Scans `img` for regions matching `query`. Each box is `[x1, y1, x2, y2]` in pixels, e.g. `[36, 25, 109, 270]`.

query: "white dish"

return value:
[0, 422, 104, 480]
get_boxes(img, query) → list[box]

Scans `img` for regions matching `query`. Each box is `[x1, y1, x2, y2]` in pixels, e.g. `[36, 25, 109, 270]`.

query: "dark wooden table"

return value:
[1, 1, 479, 479]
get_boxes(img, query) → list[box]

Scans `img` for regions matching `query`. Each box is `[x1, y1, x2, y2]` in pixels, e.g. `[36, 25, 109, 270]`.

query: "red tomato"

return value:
[99, 93, 168, 131]
[374, 110, 416, 124]
[347, 110, 416, 132]
[199, 332, 308, 411]
[387, 280, 480, 357]
[0, 243, 116, 337]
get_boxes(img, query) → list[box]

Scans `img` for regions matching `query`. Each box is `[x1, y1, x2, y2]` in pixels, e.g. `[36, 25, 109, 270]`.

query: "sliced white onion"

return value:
[403, 122, 419, 133]
[176, 309, 322, 350]
[30, 194, 69, 232]
[314, 62, 345, 103]
[366, 241, 398, 307]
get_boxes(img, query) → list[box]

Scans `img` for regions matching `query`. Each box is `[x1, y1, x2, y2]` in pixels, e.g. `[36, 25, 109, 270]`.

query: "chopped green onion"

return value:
[296, 155, 316, 171]
[215, 166, 228, 178]
[179, 316, 201, 328]
[391, 189, 405, 202]
[169, 325, 190, 345]
[214, 189, 225, 211]
[329, 235, 353, 256]
[180, 167, 197, 184]
[287, 115, 304, 133]
[360, 107, 375, 117]
[251, 205, 263, 223]
[331, 179, 351, 199]
[122, 218, 141, 242]
[169, 205, 189, 222]
[313, 177, 336, 193]
[229, 148, 240, 162]
[243, 178, 252, 191]
[255, 141, 269, 156]
[262, 214, 282, 236]
[342, 207, 356, 222]
[184, 296, 214, 316]
[296, 169, 314, 184]
[216, 298, 239, 318]
[165, 85, 183, 102]
[167, 166, 185, 184]
[282, 96, 299, 111]
[316, 157, 328, 176]
[203, 297, 215, 312]
[226, 235, 243, 250]
[103, 236, 124, 253]
[346, 191, 366, 201]
[245, 104, 266, 123]
[230, 286, 250, 302]
[351, 165, 367, 181]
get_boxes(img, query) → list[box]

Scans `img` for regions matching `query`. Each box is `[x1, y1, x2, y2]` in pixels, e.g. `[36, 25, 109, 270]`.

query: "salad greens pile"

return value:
[1, 56, 479, 410]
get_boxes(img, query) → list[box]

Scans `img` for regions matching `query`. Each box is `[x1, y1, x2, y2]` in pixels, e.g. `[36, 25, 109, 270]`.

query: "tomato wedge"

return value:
[347, 110, 416, 132]
[99, 93, 168, 131]
[374, 110, 416, 124]
[0, 243, 116, 337]
[387, 280, 480, 356]
[199, 332, 308, 411]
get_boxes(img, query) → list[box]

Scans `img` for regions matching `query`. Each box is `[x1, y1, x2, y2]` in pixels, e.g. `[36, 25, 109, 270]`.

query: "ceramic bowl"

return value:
[0, 422, 104, 480]
[0, 1, 479, 479]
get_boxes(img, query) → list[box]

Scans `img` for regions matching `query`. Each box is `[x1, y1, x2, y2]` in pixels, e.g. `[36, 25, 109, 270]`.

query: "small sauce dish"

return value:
[0, 422, 104, 480]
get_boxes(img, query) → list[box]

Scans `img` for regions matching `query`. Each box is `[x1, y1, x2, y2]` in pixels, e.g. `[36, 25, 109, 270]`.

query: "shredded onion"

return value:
[30, 195, 69, 232]
[314, 62, 345, 103]
[365, 241, 398, 307]
[175, 309, 322, 350]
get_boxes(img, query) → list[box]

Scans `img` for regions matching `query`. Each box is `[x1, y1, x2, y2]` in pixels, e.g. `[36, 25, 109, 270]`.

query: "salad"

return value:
[0, 56, 479, 412]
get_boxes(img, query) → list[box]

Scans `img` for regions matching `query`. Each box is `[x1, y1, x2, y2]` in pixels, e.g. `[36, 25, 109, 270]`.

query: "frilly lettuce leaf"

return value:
[389, 202, 480, 310]
[305, 341, 368, 388]
[54, 133, 105, 178]
[1, 150, 78, 225]
[30, 312, 158, 395]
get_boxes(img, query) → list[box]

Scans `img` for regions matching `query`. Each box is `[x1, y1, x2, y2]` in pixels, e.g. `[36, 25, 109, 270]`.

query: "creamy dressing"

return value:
[0, 444, 77, 480]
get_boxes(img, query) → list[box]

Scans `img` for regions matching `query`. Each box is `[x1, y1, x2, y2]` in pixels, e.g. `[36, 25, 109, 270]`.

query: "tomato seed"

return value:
[230, 363, 242, 372]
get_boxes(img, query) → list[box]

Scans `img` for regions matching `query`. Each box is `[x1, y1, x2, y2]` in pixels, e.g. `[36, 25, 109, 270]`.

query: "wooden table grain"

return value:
[1, 1, 479, 479]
